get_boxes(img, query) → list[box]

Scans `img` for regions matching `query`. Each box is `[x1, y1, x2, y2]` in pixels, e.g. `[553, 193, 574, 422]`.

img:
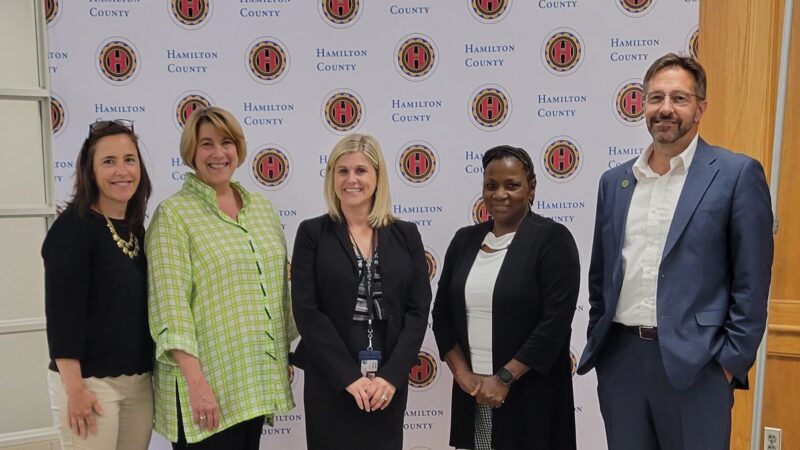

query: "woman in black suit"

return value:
[432, 145, 580, 450]
[291, 133, 432, 450]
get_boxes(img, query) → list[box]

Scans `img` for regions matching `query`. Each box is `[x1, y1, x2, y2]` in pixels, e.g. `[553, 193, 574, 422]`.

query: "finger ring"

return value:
[200, 415, 206, 420]
[381, 395, 388, 401]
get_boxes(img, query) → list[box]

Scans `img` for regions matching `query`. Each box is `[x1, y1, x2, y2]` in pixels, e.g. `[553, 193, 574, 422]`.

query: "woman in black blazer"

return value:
[432, 145, 580, 450]
[291, 134, 432, 450]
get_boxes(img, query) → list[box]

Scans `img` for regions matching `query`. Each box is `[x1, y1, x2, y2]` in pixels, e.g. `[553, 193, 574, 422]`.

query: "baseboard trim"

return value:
[0, 427, 58, 447]
[0, 318, 46, 335]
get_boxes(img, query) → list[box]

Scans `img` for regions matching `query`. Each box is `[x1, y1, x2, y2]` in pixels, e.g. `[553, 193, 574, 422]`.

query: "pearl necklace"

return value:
[104, 216, 139, 259]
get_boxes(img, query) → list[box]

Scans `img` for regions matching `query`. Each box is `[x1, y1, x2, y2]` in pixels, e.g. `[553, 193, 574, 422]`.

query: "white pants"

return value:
[48, 370, 153, 450]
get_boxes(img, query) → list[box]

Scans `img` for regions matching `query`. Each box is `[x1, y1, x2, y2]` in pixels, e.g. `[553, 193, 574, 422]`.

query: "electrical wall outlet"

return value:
[764, 427, 782, 450]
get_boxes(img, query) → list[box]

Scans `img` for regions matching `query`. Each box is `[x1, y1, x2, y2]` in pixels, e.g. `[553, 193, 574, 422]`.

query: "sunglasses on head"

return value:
[88, 119, 134, 136]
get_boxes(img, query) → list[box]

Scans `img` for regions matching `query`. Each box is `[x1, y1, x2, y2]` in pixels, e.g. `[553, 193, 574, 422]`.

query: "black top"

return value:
[43, 207, 153, 378]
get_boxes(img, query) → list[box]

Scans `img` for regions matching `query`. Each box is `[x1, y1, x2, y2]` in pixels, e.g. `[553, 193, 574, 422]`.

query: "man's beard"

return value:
[647, 114, 692, 144]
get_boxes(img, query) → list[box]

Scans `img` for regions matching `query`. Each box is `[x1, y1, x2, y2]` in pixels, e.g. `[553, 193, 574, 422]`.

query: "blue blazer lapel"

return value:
[612, 165, 637, 273]
[662, 139, 719, 261]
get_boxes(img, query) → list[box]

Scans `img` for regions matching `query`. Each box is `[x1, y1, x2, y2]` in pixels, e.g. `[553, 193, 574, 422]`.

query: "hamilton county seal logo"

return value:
[616, 0, 655, 17]
[319, 0, 362, 28]
[50, 94, 67, 137]
[613, 80, 645, 126]
[97, 38, 139, 85]
[251, 145, 292, 190]
[424, 248, 438, 283]
[247, 38, 289, 84]
[471, 195, 491, 224]
[174, 91, 213, 130]
[396, 141, 438, 187]
[469, 84, 511, 131]
[395, 35, 438, 81]
[45, 0, 61, 26]
[542, 29, 583, 76]
[542, 137, 582, 182]
[408, 350, 438, 390]
[322, 89, 364, 134]
[170, 0, 211, 28]
[687, 27, 699, 59]
[469, 0, 511, 23]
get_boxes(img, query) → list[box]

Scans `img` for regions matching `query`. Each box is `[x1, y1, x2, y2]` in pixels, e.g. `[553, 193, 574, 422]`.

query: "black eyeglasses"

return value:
[88, 119, 134, 136]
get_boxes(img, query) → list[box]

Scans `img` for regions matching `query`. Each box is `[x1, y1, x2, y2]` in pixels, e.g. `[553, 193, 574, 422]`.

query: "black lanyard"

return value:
[348, 227, 378, 350]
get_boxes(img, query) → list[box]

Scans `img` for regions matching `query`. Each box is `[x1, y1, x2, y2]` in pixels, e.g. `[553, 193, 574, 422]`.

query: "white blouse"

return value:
[464, 231, 515, 375]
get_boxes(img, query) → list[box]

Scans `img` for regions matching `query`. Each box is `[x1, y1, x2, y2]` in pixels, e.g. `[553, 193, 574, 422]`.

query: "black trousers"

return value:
[172, 392, 265, 450]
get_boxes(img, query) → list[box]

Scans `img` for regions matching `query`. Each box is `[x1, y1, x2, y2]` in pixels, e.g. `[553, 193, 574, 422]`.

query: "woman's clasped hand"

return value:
[345, 376, 397, 412]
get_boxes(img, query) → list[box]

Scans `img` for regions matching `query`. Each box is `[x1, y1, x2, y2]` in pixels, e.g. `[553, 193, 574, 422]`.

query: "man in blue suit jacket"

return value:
[577, 53, 773, 450]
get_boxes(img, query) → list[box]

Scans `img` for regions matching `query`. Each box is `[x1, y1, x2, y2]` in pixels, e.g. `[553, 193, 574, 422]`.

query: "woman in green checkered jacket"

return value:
[146, 107, 295, 449]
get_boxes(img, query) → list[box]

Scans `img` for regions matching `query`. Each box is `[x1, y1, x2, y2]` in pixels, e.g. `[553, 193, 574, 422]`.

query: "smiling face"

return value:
[645, 66, 707, 148]
[92, 133, 141, 215]
[483, 157, 534, 233]
[333, 151, 377, 215]
[193, 122, 239, 190]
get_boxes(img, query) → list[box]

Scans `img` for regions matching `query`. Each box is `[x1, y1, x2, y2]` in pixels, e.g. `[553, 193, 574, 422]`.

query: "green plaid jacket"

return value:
[146, 174, 295, 443]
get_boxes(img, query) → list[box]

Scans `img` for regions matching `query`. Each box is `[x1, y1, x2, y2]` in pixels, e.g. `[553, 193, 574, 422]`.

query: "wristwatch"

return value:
[495, 367, 516, 386]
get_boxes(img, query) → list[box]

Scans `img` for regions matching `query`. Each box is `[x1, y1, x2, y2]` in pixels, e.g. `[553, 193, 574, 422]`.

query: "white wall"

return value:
[0, 0, 58, 448]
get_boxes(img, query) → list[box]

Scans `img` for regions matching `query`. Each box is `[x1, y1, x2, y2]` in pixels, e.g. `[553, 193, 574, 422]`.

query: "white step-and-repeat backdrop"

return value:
[46, 1, 699, 448]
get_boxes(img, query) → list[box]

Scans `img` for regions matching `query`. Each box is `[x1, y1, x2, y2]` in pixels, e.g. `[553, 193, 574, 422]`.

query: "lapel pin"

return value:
[621, 179, 629, 188]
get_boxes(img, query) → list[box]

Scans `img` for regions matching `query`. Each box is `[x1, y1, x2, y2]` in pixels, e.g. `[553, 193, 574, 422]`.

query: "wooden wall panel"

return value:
[698, 0, 783, 170]
[762, 351, 800, 450]
[771, 2, 800, 304]
[699, 1, 799, 450]
[762, 1, 800, 449]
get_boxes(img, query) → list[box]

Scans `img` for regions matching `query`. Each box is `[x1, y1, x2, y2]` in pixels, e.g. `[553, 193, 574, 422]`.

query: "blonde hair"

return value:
[179, 107, 247, 169]
[324, 134, 395, 228]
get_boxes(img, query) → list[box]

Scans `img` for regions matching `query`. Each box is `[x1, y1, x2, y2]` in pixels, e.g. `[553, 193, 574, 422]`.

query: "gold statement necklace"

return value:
[104, 215, 139, 258]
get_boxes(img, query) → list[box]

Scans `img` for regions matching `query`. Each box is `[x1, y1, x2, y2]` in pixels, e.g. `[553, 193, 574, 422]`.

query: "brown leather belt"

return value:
[612, 323, 658, 340]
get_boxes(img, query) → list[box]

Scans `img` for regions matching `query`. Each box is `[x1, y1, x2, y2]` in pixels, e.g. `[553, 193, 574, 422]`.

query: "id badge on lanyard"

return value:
[356, 232, 381, 379]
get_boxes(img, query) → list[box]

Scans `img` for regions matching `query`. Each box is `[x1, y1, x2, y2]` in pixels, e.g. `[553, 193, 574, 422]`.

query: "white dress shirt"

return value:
[464, 231, 515, 375]
[614, 133, 699, 327]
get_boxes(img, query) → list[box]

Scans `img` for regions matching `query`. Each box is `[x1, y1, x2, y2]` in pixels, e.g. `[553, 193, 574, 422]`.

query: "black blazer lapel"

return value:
[454, 222, 492, 289]
[491, 214, 535, 311]
[331, 217, 358, 272]
[376, 225, 399, 321]
[450, 221, 492, 351]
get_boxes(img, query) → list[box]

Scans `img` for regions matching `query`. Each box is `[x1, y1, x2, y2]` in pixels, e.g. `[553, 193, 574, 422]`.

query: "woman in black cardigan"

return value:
[432, 145, 580, 450]
[291, 134, 432, 450]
